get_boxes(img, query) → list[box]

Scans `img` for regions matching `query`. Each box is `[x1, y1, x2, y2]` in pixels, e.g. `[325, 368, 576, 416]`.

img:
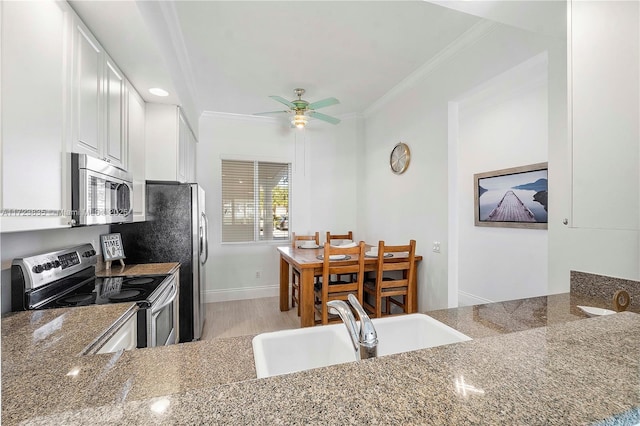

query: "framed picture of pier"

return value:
[474, 162, 548, 229]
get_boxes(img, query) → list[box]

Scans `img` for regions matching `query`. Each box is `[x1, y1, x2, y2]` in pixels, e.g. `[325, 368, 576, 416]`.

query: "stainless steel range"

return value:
[11, 243, 178, 348]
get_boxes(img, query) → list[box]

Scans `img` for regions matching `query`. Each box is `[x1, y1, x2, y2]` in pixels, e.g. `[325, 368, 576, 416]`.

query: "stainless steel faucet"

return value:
[327, 294, 378, 360]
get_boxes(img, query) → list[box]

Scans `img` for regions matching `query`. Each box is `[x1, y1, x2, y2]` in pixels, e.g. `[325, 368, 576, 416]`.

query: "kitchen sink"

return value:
[252, 313, 471, 378]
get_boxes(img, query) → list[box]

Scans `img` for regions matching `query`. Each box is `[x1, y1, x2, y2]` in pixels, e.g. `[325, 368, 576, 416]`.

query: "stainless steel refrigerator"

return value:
[112, 182, 209, 342]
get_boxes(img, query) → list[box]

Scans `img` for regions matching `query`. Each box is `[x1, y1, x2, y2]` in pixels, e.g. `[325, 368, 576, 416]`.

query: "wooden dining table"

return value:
[277, 245, 423, 327]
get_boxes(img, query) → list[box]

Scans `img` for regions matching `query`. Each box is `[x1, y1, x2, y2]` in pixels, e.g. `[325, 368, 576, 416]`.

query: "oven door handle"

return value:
[151, 282, 178, 315]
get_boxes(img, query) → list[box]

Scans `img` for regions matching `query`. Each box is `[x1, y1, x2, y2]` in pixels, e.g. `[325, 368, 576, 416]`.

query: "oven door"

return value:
[147, 276, 178, 347]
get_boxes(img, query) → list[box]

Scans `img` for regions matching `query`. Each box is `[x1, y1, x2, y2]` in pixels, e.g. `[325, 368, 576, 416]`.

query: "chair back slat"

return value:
[315, 241, 366, 324]
[292, 232, 320, 248]
[326, 231, 353, 243]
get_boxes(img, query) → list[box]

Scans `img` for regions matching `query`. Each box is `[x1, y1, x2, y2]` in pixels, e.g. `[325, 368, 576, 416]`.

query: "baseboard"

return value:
[204, 284, 280, 303]
[457, 290, 494, 307]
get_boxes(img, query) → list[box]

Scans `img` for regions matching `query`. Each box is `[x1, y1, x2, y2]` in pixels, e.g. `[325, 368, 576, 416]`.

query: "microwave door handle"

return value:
[151, 283, 178, 315]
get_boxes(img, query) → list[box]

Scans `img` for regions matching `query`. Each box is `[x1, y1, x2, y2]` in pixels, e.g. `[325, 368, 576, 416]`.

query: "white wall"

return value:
[197, 112, 360, 302]
[361, 23, 562, 311]
[454, 53, 548, 305]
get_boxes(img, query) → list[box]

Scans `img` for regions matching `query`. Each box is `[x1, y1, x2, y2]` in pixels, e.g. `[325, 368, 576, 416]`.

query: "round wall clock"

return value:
[390, 142, 411, 174]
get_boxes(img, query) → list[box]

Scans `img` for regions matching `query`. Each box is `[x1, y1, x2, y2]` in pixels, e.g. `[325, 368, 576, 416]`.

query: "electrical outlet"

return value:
[255, 271, 261, 279]
[432, 241, 441, 253]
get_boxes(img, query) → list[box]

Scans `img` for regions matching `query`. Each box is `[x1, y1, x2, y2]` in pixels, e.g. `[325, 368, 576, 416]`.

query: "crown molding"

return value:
[201, 110, 282, 124]
[201, 110, 364, 126]
[363, 19, 497, 117]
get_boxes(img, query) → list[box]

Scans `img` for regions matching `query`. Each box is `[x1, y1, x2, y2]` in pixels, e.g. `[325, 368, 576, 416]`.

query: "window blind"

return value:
[221, 160, 291, 243]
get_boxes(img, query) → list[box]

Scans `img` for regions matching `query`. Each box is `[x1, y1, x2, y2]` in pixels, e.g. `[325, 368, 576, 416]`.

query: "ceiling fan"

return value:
[254, 88, 341, 128]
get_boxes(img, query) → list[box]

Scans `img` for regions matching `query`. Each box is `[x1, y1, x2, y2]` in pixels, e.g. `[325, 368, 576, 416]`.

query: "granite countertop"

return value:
[1, 304, 255, 425]
[95, 262, 180, 277]
[2, 292, 639, 425]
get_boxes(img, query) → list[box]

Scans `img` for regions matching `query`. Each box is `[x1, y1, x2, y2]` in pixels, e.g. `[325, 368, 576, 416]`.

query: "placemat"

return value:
[316, 254, 352, 261]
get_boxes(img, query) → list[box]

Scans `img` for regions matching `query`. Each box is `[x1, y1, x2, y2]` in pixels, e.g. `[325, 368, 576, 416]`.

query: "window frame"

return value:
[220, 157, 291, 245]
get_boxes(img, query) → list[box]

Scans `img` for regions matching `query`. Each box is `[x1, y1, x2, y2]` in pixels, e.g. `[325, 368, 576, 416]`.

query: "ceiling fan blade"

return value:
[253, 110, 290, 116]
[269, 95, 296, 109]
[308, 111, 341, 125]
[308, 97, 339, 110]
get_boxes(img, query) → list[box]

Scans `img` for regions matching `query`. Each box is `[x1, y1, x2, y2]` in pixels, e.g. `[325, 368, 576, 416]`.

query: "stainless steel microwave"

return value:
[70, 153, 133, 226]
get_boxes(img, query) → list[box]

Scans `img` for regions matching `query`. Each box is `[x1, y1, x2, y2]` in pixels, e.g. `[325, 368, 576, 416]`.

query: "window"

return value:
[221, 160, 290, 243]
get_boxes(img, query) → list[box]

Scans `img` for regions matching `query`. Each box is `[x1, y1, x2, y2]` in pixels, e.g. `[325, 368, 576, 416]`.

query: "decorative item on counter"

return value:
[613, 290, 630, 312]
[576, 305, 616, 317]
[100, 233, 126, 270]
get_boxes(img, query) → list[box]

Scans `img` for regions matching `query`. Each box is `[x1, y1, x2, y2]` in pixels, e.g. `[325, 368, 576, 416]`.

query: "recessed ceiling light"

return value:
[149, 88, 169, 97]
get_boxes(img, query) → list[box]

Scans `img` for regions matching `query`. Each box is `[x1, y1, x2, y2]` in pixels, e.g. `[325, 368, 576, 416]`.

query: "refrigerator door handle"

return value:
[200, 212, 209, 264]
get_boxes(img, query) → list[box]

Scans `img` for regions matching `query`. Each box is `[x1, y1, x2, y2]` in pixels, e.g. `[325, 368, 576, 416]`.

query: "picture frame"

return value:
[474, 162, 548, 229]
[100, 233, 126, 261]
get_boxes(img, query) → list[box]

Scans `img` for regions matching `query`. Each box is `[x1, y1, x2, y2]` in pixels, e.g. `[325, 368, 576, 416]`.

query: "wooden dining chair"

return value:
[326, 231, 355, 282]
[314, 241, 366, 325]
[291, 232, 320, 315]
[326, 231, 353, 245]
[363, 240, 416, 318]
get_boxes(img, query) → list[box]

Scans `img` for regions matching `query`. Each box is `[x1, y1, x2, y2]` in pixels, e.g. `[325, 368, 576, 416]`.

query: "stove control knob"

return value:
[43, 262, 53, 271]
[53, 260, 61, 268]
[33, 265, 44, 273]
[89, 249, 96, 256]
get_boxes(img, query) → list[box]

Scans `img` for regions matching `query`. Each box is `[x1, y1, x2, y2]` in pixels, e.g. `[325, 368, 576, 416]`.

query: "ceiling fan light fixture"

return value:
[292, 113, 308, 129]
[256, 88, 340, 128]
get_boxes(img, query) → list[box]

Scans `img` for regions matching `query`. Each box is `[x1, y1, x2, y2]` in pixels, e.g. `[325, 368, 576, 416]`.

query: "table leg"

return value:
[279, 255, 290, 312]
[300, 268, 315, 327]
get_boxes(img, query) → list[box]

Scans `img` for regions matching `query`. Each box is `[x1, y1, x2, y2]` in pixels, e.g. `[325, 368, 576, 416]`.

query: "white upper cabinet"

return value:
[128, 84, 146, 222]
[146, 104, 197, 183]
[70, 17, 127, 170]
[72, 22, 101, 156]
[105, 57, 127, 167]
[188, 124, 197, 183]
[0, 0, 72, 232]
[1, 1, 140, 233]
[570, 0, 640, 230]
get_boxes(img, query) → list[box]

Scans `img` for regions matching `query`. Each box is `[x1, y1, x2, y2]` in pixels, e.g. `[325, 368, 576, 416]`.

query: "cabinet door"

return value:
[128, 85, 146, 221]
[72, 20, 102, 158]
[188, 127, 198, 182]
[96, 314, 137, 354]
[571, 1, 640, 230]
[105, 56, 127, 169]
[177, 112, 189, 183]
[1, 0, 71, 231]
[145, 104, 179, 181]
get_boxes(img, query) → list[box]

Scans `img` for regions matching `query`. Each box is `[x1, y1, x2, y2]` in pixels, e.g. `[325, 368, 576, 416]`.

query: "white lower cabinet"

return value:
[96, 313, 137, 354]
